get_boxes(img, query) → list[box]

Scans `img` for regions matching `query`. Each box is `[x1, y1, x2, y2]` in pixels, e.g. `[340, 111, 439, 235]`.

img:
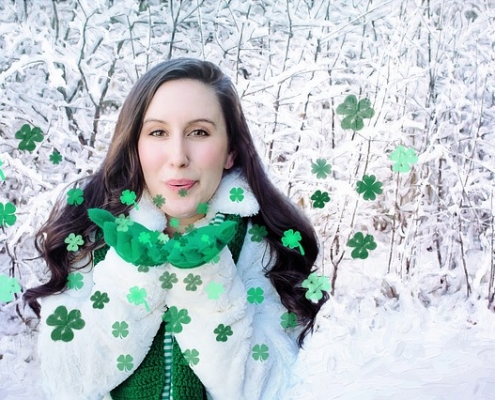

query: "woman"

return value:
[25, 58, 327, 400]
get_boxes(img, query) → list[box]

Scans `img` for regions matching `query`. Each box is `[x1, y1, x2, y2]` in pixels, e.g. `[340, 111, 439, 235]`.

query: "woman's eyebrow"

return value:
[142, 118, 217, 127]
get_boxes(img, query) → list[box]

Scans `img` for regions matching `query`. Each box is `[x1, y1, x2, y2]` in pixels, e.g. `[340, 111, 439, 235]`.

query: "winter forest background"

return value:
[1, 0, 495, 398]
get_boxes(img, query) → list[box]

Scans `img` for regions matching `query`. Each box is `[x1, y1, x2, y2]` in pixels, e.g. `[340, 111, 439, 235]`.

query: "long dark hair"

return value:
[24, 58, 327, 345]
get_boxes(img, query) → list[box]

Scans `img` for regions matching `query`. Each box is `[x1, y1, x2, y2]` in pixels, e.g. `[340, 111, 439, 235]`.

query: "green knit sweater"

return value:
[92, 214, 247, 400]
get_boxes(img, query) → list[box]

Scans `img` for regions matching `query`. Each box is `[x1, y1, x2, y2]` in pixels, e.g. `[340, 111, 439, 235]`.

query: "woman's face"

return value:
[138, 79, 234, 230]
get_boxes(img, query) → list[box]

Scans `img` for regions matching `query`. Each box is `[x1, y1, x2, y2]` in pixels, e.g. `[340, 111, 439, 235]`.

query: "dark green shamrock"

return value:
[347, 232, 377, 259]
[197, 202, 209, 214]
[49, 150, 63, 165]
[252, 344, 269, 361]
[311, 190, 330, 209]
[15, 124, 44, 152]
[336, 95, 375, 131]
[117, 354, 134, 372]
[206, 282, 225, 300]
[183, 349, 200, 366]
[112, 321, 129, 338]
[183, 273, 202, 291]
[302, 273, 330, 301]
[247, 287, 264, 304]
[67, 272, 84, 290]
[214, 324, 233, 342]
[127, 286, 150, 312]
[248, 224, 268, 242]
[0, 202, 17, 227]
[0, 274, 21, 303]
[311, 159, 332, 179]
[46, 305, 85, 342]
[389, 145, 418, 173]
[90, 291, 110, 309]
[229, 187, 244, 202]
[67, 188, 84, 206]
[356, 175, 383, 201]
[280, 312, 298, 329]
[163, 306, 191, 333]
[160, 271, 178, 289]
[281, 229, 305, 255]
[152, 194, 166, 208]
[138, 231, 152, 246]
[178, 188, 188, 197]
[65, 233, 84, 251]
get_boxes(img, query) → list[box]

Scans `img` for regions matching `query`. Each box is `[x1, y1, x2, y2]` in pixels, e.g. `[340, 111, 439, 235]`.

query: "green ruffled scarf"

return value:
[93, 214, 247, 400]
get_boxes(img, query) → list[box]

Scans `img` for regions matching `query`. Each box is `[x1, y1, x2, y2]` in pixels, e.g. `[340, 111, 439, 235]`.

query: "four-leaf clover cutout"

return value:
[302, 273, 330, 301]
[117, 354, 134, 372]
[183, 349, 200, 366]
[0, 202, 17, 227]
[163, 306, 191, 333]
[46, 305, 86, 342]
[49, 150, 63, 165]
[214, 324, 233, 342]
[311, 190, 330, 209]
[112, 321, 129, 339]
[336, 95, 375, 131]
[247, 287, 264, 304]
[229, 187, 244, 203]
[160, 271, 178, 290]
[252, 344, 269, 361]
[0, 274, 21, 303]
[183, 273, 203, 291]
[15, 124, 44, 152]
[311, 159, 331, 179]
[152, 194, 166, 208]
[389, 145, 418, 173]
[356, 175, 383, 201]
[347, 232, 377, 259]
[90, 291, 110, 309]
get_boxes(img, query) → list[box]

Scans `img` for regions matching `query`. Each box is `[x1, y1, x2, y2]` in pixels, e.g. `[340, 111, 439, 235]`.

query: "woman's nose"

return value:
[167, 136, 189, 168]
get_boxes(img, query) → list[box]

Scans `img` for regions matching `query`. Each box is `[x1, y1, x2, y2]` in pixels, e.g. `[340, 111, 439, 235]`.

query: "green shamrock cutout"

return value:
[197, 202, 209, 214]
[178, 188, 188, 197]
[0, 274, 21, 303]
[67, 272, 84, 290]
[138, 232, 152, 246]
[117, 354, 134, 372]
[46, 305, 85, 342]
[248, 224, 268, 242]
[302, 273, 330, 301]
[389, 145, 418, 173]
[65, 233, 84, 252]
[311, 190, 330, 209]
[67, 188, 84, 206]
[184, 273, 202, 291]
[183, 349, 200, 366]
[356, 175, 383, 201]
[49, 150, 63, 165]
[88, 208, 237, 269]
[159, 271, 178, 289]
[311, 159, 332, 179]
[252, 344, 269, 361]
[0, 159, 5, 181]
[115, 214, 134, 232]
[347, 232, 377, 259]
[163, 306, 191, 333]
[15, 124, 44, 152]
[280, 312, 298, 329]
[121, 190, 139, 210]
[0, 202, 17, 227]
[127, 286, 150, 312]
[206, 282, 225, 300]
[152, 194, 166, 208]
[281, 229, 305, 255]
[214, 324, 233, 342]
[229, 187, 244, 202]
[90, 291, 110, 309]
[112, 321, 129, 338]
[336, 95, 375, 131]
[169, 218, 180, 229]
[137, 265, 149, 273]
[247, 287, 264, 304]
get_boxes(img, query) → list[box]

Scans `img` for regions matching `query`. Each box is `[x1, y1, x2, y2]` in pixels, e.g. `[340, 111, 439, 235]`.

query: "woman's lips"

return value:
[165, 179, 197, 192]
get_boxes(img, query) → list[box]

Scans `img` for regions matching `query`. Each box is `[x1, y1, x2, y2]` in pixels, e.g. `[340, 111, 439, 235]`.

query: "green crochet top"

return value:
[92, 214, 247, 400]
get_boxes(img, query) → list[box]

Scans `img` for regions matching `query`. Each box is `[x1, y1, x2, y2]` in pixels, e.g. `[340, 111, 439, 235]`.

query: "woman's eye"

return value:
[189, 129, 209, 137]
[149, 130, 165, 137]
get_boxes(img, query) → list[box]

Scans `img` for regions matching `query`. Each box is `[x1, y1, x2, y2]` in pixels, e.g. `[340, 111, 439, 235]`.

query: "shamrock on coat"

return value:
[252, 344, 269, 361]
[336, 95, 375, 131]
[90, 291, 110, 309]
[15, 124, 44, 152]
[280, 311, 298, 329]
[347, 232, 377, 259]
[311, 159, 331, 179]
[310, 190, 331, 209]
[46, 305, 86, 342]
[115, 214, 134, 232]
[67, 272, 84, 290]
[112, 321, 129, 339]
[0, 274, 21, 303]
[117, 354, 134, 372]
[183, 349, 200, 366]
[0, 202, 17, 227]
[247, 287, 264, 304]
[163, 306, 192, 333]
[214, 323, 233, 342]
[356, 175, 383, 201]
[159, 271, 178, 290]
[229, 187, 244, 202]
[248, 224, 268, 242]
[65, 233, 84, 252]
[67, 188, 84, 206]
[183, 273, 203, 291]
[127, 286, 150, 312]
[302, 273, 330, 301]
[206, 282, 225, 300]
